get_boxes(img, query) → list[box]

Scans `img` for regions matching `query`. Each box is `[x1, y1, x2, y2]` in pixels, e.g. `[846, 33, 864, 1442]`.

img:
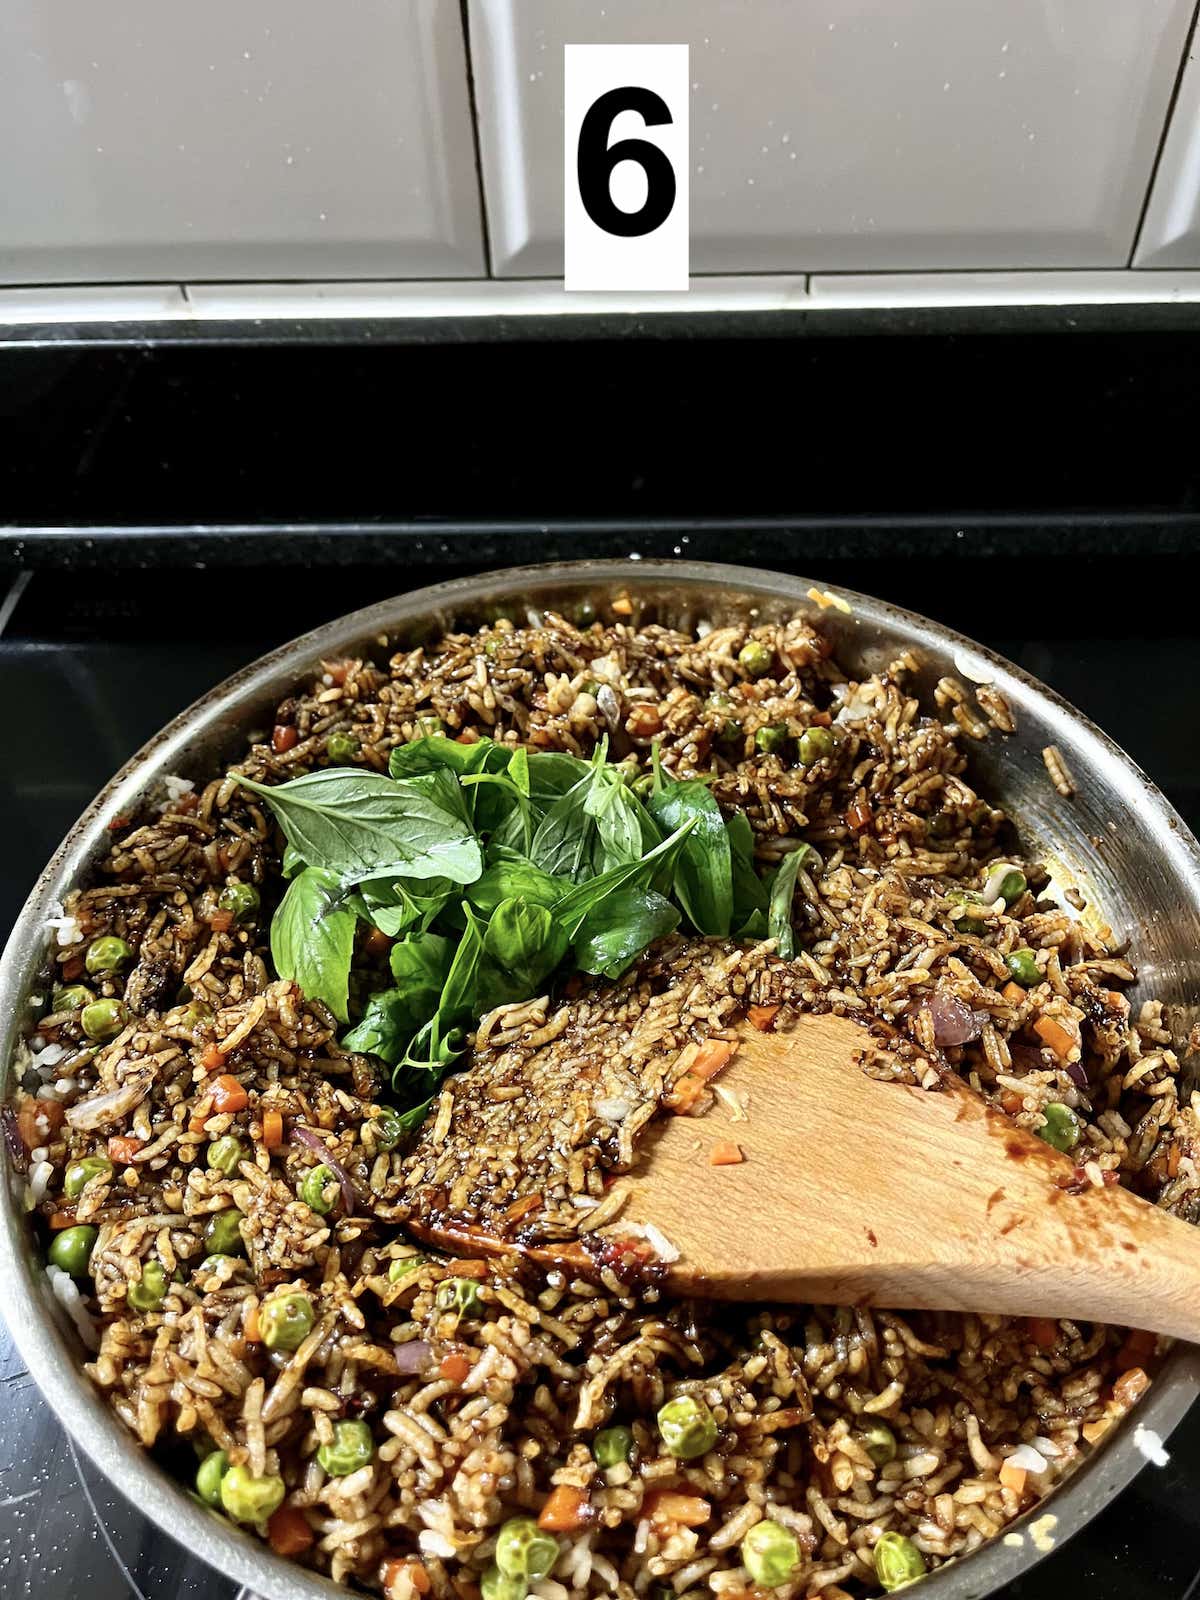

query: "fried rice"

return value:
[7, 600, 1198, 1598]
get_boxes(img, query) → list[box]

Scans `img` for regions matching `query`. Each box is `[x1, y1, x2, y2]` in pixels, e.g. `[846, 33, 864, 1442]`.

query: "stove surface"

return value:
[1, 553, 1197, 1600]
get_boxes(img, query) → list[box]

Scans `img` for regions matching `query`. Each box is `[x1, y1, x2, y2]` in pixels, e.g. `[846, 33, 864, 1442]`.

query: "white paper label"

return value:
[564, 44, 689, 292]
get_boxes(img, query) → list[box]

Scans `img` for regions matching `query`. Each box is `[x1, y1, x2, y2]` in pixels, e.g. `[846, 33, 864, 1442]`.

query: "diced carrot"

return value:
[746, 1004, 780, 1032]
[710, 1141, 744, 1166]
[382, 1559, 431, 1598]
[322, 659, 353, 687]
[107, 815, 130, 832]
[201, 1043, 224, 1072]
[1033, 1015, 1077, 1062]
[537, 1484, 590, 1532]
[449, 1258, 488, 1279]
[210, 1074, 248, 1114]
[272, 724, 299, 754]
[999, 1462, 1027, 1494]
[811, 710, 833, 727]
[209, 910, 235, 934]
[17, 1098, 65, 1150]
[439, 1352, 472, 1384]
[262, 1110, 284, 1151]
[505, 1193, 543, 1224]
[49, 1209, 77, 1230]
[627, 706, 663, 739]
[267, 1504, 314, 1555]
[665, 1074, 708, 1114]
[999, 1090, 1024, 1115]
[61, 954, 85, 981]
[244, 1305, 261, 1343]
[187, 1096, 213, 1136]
[1106, 990, 1128, 1009]
[1002, 982, 1026, 1004]
[611, 595, 633, 616]
[107, 1135, 145, 1165]
[1025, 1317, 1059, 1349]
[1113, 1366, 1150, 1408]
[847, 796, 874, 832]
[692, 1039, 734, 1081]
[644, 1490, 712, 1529]
[1115, 1329, 1157, 1372]
[1167, 1143, 1182, 1178]
[455, 729, 479, 745]
[1081, 1416, 1112, 1445]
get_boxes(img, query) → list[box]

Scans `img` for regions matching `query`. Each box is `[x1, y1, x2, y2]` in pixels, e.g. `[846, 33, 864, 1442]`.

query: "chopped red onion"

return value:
[291, 1124, 359, 1215]
[2, 1104, 28, 1173]
[1065, 1059, 1089, 1089]
[925, 989, 986, 1048]
[392, 1339, 432, 1376]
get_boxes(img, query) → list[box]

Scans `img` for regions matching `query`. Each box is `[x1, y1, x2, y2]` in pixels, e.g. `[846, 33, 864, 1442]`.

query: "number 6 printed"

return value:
[564, 45, 689, 291]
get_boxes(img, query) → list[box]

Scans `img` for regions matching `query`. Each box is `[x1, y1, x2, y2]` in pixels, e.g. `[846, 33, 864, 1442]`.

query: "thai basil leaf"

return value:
[728, 811, 770, 932]
[573, 888, 680, 979]
[529, 772, 599, 881]
[586, 764, 659, 872]
[388, 734, 503, 781]
[342, 931, 454, 1061]
[342, 987, 417, 1063]
[477, 897, 569, 1009]
[271, 867, 357, 1022]
[395, 1096, 434, 1136]
[767, 847, 809, 959]
[646, 780, 733, 936]
[467, 849, 565, 915]
[238, 768, 482, 885]
[353, 874, 454, 936]
[282, 842, 306, 879]
[554, 819, 696, 936]
[462, 771, 534, 852]
[389, 930, 456, 1006]
[526, 750, 592, 806]
[432, 906, 486, 1041]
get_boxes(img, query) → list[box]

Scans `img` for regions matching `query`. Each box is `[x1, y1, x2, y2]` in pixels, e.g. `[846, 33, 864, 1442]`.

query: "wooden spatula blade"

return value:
[622, 1013, 1200, 1340]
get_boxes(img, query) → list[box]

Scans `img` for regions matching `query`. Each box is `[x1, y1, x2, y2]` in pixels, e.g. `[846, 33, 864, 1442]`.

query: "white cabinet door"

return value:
[469, 0, 1194, 276]
[0, 0, 484, 282]
[1135, 29, 1200, 266]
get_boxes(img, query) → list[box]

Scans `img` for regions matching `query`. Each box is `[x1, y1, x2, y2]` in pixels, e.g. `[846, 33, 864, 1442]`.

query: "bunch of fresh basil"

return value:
[238, 733, 807, 1130]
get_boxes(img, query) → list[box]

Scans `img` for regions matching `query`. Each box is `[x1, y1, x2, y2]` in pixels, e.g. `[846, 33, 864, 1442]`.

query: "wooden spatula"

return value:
[616, 1012, 1200, 1340]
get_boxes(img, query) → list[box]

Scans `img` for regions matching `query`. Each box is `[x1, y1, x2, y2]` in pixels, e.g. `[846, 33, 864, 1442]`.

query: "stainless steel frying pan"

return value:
[2, 560, 1197, 1598]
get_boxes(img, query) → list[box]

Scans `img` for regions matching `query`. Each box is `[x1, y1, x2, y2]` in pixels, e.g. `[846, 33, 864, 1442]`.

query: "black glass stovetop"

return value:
[1, 547, 1197, 1600]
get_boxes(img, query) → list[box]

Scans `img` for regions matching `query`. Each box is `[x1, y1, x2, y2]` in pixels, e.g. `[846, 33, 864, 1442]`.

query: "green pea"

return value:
[656, 1394, 718, 1459]
[798, 726, 835, 766]
[203, 1208, 246, 1257]
[316, 1419, 374, 1477]
[184, 998, 215, 1027]
[52, 984, 94, 1014]
[435, 1277, 484, 1318]
[574, 599, 597, 627]
[219, 1464, 286, 1524]
[49, 1224, 98, 1279]
[85, 936, 131, 976]
[1005, 949, 1041, 988]
[994, 868, 1027, 906]
[63, 1156, 113, 1199]
[373, 1108, 404, 1151]
[1036, 1102, 1080, 1154]
[741, 1519, 801, 1587]
[874, 1531, 926, 1591]
[260, 1291, 315, 1352]
[480, 1565, 526, 1600]
[593, 1424, 634, 1468]
[127, 1260, 168, 1312]
[217, 883, 259, 923]
[388, 1254, 425, 1283]
[81, 998, 126, 1041]
[755, 724, 788, 755]
[206, 1135, 245, 1177]
[860, 1421, 897, 1466]
[196, 1449, 230, 1507]
[495, 1516, 558, 1583]
[738, 640, 773, 678]
[946, 889, 987, 937]
[325, 730, 361, 764]
[300, 1164, 335, 1215]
